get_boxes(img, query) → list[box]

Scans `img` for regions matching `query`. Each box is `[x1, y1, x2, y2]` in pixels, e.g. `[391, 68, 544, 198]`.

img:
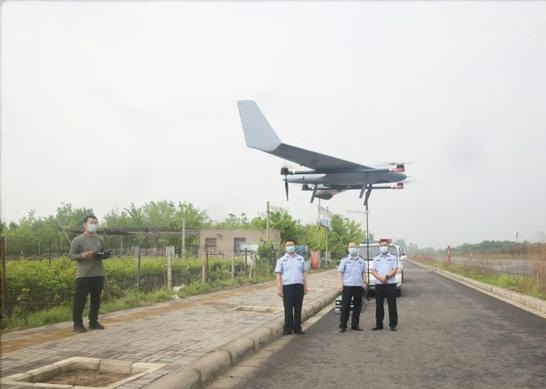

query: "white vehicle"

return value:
[359, 242, 405, 294]
[334, 242, 405, 313]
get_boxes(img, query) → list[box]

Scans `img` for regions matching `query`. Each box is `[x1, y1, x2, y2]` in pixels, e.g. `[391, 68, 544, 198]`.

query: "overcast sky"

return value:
[1, 1, 545, 248]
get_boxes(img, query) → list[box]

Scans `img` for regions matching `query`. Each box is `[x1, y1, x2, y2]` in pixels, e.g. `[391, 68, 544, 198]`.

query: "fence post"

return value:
[202, 251, 208, 283]
[231, 255, 235, 279]
[1, 236, 7, 319]
[167, 251, 173, 290]
[181, 218, 186, 259]
[136, 246, 141, 293]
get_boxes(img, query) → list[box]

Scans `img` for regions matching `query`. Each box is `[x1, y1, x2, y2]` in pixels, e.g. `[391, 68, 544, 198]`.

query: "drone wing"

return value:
[237, 100, 372, 172]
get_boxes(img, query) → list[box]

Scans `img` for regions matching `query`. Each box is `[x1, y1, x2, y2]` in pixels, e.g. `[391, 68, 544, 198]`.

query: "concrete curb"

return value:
[146, 287, 340, 389]
[411, 259, 546, 317]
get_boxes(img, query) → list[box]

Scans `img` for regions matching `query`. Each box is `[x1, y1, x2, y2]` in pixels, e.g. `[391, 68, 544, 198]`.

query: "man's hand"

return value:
[304, 285, 308, 295]
[81, 251, 94, 259]
[363, 283, 368, 290]
[277, 287, 283, 297]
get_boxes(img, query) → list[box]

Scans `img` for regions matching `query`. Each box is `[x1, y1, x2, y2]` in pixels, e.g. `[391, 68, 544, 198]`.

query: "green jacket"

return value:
[70, 233, 106, 278]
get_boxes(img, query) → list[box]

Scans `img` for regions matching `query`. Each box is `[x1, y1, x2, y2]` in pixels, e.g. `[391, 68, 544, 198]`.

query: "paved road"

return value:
[237, 262, 546, 389]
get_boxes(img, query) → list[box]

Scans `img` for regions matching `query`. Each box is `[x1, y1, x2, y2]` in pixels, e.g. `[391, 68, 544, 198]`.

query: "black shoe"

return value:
[372, 326, 384, 331]
[351, 327, 364, 331]
[283, 330, 293, 335]
[294, 330, 305, 335]
[339, 327, 347, 333]
[390, 327, 397, 332]
[73, 325, 87, 333]
[89, 322, 105, 330]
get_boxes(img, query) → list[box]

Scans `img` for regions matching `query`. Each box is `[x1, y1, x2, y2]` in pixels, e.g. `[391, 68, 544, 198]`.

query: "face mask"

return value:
[87, 223, 98, 233]
[379, 246, 389, 254]
[286, 246, 296, 254]
[348, 247, 358, 256]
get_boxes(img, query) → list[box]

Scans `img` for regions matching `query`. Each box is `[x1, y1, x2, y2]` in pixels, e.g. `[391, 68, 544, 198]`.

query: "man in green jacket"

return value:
[70, 215, 110, 332]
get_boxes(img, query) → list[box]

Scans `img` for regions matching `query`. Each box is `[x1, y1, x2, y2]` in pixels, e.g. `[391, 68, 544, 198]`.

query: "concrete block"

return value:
[267, 318, 285, 337]
[190, 350, 232, 384]
[138, 367, 199, 389]
[247, 328, 273, 350]
[99, 359, 133, 375]
[1, 372, 32, 383]
[27, 365, 61, 383]
[311, 300, 324, 313]
[222, 337, 255, 364]
[69, 357, 100, 371]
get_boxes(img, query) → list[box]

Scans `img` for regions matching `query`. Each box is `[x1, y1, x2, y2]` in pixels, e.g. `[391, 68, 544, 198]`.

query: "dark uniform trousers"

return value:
[375, 283, 398, 328]
[340, 286, 364, 329]
[282, 284, 304, 333]
[73, 276, 104, 326]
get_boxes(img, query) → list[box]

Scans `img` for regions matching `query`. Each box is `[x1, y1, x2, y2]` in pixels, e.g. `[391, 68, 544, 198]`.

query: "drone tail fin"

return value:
[237, 100, 282, 152]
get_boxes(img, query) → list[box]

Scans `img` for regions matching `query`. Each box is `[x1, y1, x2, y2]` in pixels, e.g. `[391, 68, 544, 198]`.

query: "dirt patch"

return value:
[45, 369, 131, 386]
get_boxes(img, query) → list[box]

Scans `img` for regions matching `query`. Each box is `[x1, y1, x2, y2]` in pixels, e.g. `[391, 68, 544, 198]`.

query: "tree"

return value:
[326, 215, 364, 259]
[216, 213, 251, 229]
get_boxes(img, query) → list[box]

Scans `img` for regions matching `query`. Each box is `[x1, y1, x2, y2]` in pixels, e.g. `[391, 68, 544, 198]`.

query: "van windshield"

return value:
[358, 245, 397, 259]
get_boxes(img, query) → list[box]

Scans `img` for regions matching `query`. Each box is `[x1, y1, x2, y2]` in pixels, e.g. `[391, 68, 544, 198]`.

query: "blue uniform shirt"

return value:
[274, 253, 308, 285]
[372, 253, 399, 284]
[338, 255, 367, 286]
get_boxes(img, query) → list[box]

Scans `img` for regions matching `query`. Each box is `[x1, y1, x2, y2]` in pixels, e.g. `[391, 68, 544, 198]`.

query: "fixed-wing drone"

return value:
[237, 100, 407, 203]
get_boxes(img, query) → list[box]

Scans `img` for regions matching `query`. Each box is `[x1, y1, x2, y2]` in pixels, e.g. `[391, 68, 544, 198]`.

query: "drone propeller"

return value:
[280, 166, 290, 200]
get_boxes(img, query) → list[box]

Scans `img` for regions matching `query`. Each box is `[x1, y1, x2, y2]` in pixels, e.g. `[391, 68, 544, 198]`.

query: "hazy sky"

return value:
[1, 1, 545, 248]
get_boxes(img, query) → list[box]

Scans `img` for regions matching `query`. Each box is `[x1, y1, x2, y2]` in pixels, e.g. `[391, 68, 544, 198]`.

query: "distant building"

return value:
[198, 229, 281, 258]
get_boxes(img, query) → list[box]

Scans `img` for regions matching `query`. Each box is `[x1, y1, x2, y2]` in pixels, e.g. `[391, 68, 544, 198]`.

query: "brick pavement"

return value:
[0, 269, 339, 388]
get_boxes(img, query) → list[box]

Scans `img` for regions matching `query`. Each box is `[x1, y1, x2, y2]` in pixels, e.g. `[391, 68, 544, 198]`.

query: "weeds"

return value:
[0, 275, 273, 333]
[413, 255, 546, 300]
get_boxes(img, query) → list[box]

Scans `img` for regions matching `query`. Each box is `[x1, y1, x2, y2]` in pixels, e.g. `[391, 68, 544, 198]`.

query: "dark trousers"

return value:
[72, 276, 104, 326]
[282, 284, 304, 333]
[375, 283, 398, 328]
[340, 286, 364, 329]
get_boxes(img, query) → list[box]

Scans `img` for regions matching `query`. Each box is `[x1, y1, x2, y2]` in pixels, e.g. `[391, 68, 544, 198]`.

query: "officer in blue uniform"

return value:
[275, 239, 309, 335]
[338, 242, 367, 332]
[371, 238, 399, 331]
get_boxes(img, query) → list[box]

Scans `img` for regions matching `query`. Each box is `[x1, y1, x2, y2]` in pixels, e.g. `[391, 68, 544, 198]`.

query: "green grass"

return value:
[414, 256, 546, 300]
[0, 275, 273, 334]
